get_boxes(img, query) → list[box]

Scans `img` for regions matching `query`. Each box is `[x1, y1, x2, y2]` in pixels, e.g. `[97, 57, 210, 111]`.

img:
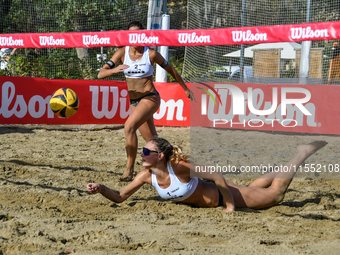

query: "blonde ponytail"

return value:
[169, 145, 190, 165]
[149, 137, 190, 165]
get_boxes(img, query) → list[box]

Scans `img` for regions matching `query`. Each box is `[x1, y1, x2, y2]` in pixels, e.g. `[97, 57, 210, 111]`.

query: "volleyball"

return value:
[49, 88, 79, 118]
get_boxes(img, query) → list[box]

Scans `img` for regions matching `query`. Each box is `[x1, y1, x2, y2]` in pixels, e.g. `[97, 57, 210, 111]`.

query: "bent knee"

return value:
[124, 122, 137, 135]
[271, 190, 285, 205]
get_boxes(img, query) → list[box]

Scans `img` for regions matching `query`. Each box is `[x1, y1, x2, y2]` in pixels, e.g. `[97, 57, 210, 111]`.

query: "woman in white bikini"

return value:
[98, 21, 194, 181]
[86, 137, 327, 212]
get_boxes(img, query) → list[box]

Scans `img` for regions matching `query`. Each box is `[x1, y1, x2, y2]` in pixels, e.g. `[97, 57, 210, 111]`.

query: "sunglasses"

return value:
[142, 147, 160, 156]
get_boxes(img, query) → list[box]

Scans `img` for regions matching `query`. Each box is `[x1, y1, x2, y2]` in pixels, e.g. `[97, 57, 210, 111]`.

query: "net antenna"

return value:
[239, 0, 246, 83]
[299, 0, 312, 85]
[147, 0, 170, 82]
[147, 0, 164, 30]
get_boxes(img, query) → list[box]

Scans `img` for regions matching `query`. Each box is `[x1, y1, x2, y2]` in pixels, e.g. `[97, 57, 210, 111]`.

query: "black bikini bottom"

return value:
[203, 180, 224, 206]
[217, 187, 224, 206]
[129, 90, 159, 107]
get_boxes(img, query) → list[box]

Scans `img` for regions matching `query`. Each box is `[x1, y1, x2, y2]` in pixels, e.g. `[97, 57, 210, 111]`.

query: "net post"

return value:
[155, 14, 170, 82]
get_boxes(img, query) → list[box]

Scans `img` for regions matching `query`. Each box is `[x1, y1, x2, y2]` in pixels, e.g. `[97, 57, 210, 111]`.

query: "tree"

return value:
[0, 0, 12, 33]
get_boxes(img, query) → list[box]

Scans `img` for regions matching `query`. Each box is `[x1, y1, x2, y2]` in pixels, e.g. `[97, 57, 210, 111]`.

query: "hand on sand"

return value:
[86, 183, 102, 194]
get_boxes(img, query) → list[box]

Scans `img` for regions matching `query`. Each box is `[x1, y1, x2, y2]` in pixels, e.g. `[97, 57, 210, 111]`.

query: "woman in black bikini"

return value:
[98, 21, 194, 181]
[87, 137, 327, 212]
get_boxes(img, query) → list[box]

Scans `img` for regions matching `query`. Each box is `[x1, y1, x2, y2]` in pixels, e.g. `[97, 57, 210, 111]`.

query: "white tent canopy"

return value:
[223, 42, 302, 59]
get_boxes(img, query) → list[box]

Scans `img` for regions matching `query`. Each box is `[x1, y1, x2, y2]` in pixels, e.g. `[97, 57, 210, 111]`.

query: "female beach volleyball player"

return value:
[98, 21, 194, 181]
[87, 137, 327, 212]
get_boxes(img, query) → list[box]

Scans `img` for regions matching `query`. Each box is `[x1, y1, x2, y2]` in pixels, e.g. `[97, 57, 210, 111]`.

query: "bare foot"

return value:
[119, 171, 134, 182]
[297, 140, 328, 157]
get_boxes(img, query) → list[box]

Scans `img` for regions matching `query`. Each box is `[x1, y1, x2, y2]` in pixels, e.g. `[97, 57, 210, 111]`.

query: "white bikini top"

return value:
[123, 46, 154, 78]
[151, 162, 199, 202]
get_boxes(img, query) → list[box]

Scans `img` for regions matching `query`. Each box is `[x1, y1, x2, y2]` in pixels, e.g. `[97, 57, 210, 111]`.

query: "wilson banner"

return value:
[1, 21, 340, 48]
[1, 77, 339, 135]
[0, 76, 190, 127]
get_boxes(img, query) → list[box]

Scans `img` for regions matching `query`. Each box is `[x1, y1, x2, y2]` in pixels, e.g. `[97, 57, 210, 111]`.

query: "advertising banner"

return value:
[1, 77, 339, 135]
[1, 21, 340, 48]
[0, 76, 190, 127]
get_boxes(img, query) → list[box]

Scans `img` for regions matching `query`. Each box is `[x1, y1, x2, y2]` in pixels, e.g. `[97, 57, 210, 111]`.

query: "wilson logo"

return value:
[89, 86, 185, 121]
[178, 33, 211, 44]
[129, 33, 159, 44]
[290, 27, 329, 39]
[83, 35, 110, 46]
[0, 37, 24, 47]
[39, 36, 65, 46]
[231, 30, 268, 42]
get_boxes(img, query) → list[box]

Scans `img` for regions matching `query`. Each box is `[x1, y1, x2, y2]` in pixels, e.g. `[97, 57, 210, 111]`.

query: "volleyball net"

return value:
[1, 0, 340, 178]
[1, 0, 340, 85]
[1, 0, 340, 134]
[184, 0, 340, 85]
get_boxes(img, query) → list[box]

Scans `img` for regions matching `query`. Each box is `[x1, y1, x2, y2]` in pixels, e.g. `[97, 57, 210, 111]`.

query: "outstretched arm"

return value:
[150, 50, 196, 102]
[86, 169, 151, 203]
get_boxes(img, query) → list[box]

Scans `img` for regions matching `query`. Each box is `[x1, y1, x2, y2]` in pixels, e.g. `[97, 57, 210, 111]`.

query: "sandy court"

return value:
[0, 125, 340, 254]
